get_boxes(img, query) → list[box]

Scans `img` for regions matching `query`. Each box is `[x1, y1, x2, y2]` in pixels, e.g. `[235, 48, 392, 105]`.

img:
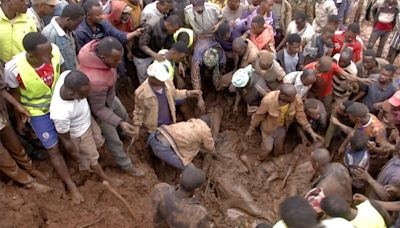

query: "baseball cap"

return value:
[147, 62, 170, 82]
[32, 0, 61, 6]
[192, 0, 205, 11]
[389, 90, 400, 107]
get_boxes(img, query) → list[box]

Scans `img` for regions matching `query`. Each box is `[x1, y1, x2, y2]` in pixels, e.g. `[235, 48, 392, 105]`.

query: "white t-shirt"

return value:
[141, 1, 163, 25]
[283, 71, 311, 98]
[286, 21, 315, 44]
[50, 71, 91, 138]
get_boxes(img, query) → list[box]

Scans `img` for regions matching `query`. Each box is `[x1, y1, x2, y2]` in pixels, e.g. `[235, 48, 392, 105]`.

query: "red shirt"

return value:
[16, 63, 54, 89]
[332, 31, 363, 63]
[304, 62, 342, 97]
[375, 21, 394, 31]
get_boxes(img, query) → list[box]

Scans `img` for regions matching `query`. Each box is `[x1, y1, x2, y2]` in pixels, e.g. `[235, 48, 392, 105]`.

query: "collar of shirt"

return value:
[27, 8, 44, 26]
[361, 114, 373, 128]
[51, 16, 67, 37]
[152, 2, 162, 17]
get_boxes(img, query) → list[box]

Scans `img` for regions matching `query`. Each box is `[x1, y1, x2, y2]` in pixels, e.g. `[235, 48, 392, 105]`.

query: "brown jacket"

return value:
[250, 90, 311, 134]
[132, 79, 187, 134]
[158, 118, 214, 166]
[239, 39, 259, 68]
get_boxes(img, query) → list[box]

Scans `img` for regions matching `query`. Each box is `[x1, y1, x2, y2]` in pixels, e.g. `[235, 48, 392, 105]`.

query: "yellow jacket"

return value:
[132, 79, 187, 135]
[0, 8, 36, 62]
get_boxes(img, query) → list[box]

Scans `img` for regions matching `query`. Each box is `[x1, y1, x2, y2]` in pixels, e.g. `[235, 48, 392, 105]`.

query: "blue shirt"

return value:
[192, 38, 227, 66]
[234, 6, 276, 35]
[42, 17, 78, 70]
[74, 18, 128, 50]
[362, 82, 396, 114]
[154, 88, 172, 127]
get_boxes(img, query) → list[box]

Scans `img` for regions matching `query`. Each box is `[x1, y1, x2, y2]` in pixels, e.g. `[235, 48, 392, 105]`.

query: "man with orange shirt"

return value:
[249, 15, 275, 52]
[304, 56, 372, 110]
[332, 23, 363, 63]
[331, 102, 394, 175]
[245, 83, 323, 162]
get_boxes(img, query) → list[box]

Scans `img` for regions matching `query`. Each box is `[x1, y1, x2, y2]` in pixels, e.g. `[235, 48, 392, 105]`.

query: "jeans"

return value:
[148, 131, 185, 170]
[367, 28, 391, 57]
[133, 56, 154, 84]
[98, 97, 133, 170]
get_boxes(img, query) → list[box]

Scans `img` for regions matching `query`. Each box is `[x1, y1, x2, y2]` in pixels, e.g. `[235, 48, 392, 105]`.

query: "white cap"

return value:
[147, 62, 170, 82]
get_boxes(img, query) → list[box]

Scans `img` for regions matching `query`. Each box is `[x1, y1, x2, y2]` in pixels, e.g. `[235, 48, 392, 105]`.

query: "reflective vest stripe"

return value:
[20, 93, 52, 101]
[173, 28, 194, 48]
[20, 102, 50, 108]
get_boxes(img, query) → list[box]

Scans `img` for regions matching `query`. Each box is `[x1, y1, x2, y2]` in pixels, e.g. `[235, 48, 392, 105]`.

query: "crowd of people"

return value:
[1, 0, 400, 226]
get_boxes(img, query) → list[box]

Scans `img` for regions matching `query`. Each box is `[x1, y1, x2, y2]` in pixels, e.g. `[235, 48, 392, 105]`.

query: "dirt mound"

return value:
[0, 22, 396, 228]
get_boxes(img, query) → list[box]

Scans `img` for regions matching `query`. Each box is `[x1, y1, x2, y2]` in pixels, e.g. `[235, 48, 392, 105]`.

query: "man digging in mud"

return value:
[245, 83, 324, 164]
[50, 70, 123, 190]
[152, 165, 211, 227]
[148, 114, 218, 170]
[310, 148, 353, 203]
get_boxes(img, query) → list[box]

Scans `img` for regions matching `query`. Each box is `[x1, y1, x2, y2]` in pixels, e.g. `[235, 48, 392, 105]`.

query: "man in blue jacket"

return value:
[74, 0, 142, 49]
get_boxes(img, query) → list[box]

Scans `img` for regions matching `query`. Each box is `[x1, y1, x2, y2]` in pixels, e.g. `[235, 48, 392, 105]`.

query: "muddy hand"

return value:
[70, 186, 84, 204]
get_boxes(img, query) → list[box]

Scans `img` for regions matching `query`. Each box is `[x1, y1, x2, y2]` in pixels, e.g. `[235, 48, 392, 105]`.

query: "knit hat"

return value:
[203, 48, 219, 69]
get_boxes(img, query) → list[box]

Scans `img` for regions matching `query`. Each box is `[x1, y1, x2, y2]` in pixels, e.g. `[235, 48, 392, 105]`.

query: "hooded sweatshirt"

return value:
[78, 40, 121, 127]
[104, 0, 133, 32]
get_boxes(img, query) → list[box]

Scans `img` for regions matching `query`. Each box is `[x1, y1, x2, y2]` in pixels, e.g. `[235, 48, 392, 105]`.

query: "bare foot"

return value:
[69, 186, 84, 204]
[107, 178, 124, 187]
[25, 182, 53, 194]
[28, 170, 49, 181]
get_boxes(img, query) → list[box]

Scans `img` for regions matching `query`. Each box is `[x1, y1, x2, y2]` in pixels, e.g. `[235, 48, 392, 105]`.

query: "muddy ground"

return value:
[0, 23, 397, 228]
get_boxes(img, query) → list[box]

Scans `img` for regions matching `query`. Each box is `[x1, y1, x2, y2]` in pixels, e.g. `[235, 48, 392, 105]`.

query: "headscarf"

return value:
[231, 65, 255, 88]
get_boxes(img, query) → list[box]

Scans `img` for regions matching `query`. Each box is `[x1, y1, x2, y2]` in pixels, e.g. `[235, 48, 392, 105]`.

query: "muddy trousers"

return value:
[258, 127, 286, 160]
[98, 97, 134, 170]
[0, 124, 33, 184]
[367, 28, 391, 57]
[148, 131, 185, 170]
[325, 95, 348, 147]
